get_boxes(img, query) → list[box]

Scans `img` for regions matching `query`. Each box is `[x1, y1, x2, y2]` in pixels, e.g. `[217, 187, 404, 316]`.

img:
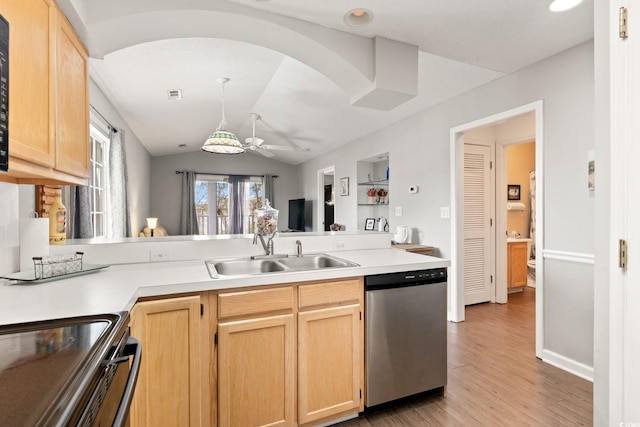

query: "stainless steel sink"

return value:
[277, 254, 357, 270]
[205, 253, 358, 278]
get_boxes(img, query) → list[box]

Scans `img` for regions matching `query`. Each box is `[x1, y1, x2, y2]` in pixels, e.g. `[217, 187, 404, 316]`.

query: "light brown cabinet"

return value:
[297, 278, 363, 425]
[129, 295, 204, 427]
[393, 244, 434, 256]
[216, 279, 364, 427]
[508, 241, 528, 289]
[0, 0, 88, 185]
[217, 287, 296, 427]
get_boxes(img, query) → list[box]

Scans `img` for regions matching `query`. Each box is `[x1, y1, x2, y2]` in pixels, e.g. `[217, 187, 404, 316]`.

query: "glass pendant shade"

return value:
[202, 77, 245, 154]
[202, 129, 244, 154]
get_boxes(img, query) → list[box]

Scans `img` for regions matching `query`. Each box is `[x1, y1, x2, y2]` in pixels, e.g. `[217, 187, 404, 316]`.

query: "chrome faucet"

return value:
[253, 231, 276, 256]
[296, 240, 302, 257]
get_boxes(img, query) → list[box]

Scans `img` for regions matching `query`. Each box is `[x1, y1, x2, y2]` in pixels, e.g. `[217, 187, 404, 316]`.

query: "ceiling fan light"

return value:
[549, 0, 583, 12]
[202, 130, 245, 154]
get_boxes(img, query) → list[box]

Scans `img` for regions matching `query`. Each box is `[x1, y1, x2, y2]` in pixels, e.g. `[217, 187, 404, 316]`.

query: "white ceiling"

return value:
[66, 0, 594, 164]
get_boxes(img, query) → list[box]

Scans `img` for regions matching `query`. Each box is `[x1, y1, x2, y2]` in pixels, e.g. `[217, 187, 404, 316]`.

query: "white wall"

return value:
[90, 79, 151, 233]
[299, 41, 595, 369]
[149, 151, 300, 235]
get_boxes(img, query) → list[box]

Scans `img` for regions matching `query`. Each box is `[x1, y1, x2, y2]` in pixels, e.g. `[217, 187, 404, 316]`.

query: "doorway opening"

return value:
[451, 100, 544, 359]
[317, 166, 335, 232]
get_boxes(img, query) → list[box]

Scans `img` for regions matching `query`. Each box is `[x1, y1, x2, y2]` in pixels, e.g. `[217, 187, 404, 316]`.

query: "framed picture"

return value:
[364, 218, 376, 231]
[340, 177, 349, 196]
[507, 184, 521, 201]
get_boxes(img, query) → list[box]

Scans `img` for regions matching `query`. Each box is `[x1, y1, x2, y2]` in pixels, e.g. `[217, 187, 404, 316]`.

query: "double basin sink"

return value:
[205, 253, 359, 278]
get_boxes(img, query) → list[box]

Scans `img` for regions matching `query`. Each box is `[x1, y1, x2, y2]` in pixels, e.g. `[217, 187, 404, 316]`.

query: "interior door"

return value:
[612, 1, 640, 421]
[463, 143, 493, 305]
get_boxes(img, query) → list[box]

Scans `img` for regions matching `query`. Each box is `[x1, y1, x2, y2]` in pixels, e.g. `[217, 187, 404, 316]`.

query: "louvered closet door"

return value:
[463, 144, 492, 305]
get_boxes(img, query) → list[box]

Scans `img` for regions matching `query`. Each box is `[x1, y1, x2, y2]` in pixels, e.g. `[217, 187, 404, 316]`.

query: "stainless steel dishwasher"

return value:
[365, 268, 447, 408]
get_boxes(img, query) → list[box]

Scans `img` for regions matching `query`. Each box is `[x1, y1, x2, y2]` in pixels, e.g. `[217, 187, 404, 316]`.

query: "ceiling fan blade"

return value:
[260, 144, 297, 151]
[256, 148, 275, 157]
[244, 136, 264, 147]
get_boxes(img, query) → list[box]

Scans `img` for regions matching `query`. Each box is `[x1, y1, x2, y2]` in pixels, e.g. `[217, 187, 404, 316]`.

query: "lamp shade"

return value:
[146, 217, 158, 229]
[202, 130, 245, 154]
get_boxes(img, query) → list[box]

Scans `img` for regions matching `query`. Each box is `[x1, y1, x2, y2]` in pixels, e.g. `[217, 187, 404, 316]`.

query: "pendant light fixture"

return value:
[201, 77, 245, 154]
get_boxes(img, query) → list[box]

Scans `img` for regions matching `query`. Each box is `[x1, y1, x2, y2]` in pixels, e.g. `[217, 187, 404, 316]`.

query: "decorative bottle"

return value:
[49, 188, 67, 245]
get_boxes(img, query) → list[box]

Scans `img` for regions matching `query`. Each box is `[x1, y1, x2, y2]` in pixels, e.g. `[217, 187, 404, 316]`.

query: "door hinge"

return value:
[619, 239, 628, 269]
[200, 304, 204, 316]
[620, 7, 628, 39]
[359, 311, 362, 321]
[490, 275, 493, 283]
[214, 332, 218, 345]
[360, 389, 362, 399]
[490, 218, 493, 226]
[490, 161, 493, 169]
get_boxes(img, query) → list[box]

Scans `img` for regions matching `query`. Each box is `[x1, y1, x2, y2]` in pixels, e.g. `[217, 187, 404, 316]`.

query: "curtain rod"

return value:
[175, 171, 279, 179]
[89, 104, 117, 133]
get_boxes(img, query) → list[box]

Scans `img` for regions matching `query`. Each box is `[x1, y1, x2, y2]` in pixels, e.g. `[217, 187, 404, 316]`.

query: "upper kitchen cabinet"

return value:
[0, 0, 89, 185]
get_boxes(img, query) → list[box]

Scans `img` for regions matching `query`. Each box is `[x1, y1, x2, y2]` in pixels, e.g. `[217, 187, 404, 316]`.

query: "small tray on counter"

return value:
[0, 264, 109, 285]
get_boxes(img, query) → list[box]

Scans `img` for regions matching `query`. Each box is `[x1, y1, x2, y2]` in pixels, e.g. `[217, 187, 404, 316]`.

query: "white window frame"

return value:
[89, 124, 109, 238]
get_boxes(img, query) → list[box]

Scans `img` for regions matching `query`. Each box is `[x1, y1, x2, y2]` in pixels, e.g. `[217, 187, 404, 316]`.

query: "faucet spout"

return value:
[253, 231, 276, 256]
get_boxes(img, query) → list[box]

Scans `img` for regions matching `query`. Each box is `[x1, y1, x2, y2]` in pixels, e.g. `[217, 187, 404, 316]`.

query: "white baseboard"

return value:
[542, 349, 593, 382]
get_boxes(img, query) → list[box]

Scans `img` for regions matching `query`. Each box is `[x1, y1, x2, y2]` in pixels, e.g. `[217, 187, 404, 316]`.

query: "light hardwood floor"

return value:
[340, 288, 593, 426]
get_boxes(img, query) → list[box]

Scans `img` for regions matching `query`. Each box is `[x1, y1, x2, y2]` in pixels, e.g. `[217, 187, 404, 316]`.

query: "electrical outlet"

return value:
[395, 206, 403, 216]
[150, 250, 170, 262]
[334, 242, 346, 250]
[440, 207, 450, 219]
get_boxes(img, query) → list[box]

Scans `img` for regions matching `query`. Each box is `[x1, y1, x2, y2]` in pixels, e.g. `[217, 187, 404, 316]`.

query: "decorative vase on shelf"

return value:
[367, 188, 377, 204]
[49, 187, 66, 245]
[377, 188, 388, 204]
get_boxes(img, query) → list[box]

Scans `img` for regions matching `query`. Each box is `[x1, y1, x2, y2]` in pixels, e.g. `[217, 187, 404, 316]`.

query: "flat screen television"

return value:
[288, 198, 305, 231]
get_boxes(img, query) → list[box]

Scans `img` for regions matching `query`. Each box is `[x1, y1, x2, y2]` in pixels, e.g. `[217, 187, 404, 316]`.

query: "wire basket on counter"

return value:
[32, 252, 84, 280]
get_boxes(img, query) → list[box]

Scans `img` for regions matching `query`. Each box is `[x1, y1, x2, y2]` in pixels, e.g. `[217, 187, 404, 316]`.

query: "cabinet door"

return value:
[2, 0, 54, 167]
[298, 304, 361, 424]
[218, 315, 295, 427]
[130, 296, 202, 427]
[54, 8, 89, 178]
[508, 242, 528, 288]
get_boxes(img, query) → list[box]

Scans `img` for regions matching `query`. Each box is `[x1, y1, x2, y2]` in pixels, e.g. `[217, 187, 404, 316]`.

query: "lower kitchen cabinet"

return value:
[218, 314, 295, 427]
[129, 295, 203, 427]
[298, 304, 362, 424]
[297, 278, 364, 425]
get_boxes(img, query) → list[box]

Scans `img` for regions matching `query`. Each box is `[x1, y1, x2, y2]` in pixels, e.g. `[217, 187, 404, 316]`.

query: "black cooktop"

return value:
[0, 314, 124, 426]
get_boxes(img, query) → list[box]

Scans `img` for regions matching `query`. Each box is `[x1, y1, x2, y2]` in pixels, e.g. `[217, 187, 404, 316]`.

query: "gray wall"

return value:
[299, 41, 595, 369]
[150, 151, 300, 235]
[90, 80, 152, 233]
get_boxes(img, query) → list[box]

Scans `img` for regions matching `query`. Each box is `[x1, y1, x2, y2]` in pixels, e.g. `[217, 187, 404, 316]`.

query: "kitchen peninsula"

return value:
[0, 232, 449, 426]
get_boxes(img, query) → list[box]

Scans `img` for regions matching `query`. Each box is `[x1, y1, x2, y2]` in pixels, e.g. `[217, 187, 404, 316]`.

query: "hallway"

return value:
[340, 288, 593, 426]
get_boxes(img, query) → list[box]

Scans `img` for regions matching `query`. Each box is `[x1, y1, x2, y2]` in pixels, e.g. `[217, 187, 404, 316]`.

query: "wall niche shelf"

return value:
[357, 154, 390, 230]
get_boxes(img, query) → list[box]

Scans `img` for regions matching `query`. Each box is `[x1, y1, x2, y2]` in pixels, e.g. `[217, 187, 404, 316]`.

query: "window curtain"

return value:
[229, 175, 247, 234]
[68, 186, 93, 238]
[179, 171, 199, 235]
[108, 128, 132, 238]
[264, 174, 275, 207]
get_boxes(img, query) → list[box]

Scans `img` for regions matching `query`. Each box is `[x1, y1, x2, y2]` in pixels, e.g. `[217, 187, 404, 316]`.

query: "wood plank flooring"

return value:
[340, 288, 593, 426]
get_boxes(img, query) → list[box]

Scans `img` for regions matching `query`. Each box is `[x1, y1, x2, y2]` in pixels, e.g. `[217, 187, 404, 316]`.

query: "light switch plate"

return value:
[395, 206, 403, 216]
[440, 207, 450, 219]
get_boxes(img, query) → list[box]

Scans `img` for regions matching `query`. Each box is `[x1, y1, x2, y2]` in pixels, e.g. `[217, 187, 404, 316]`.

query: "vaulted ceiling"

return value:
[58, 0, 594, 164]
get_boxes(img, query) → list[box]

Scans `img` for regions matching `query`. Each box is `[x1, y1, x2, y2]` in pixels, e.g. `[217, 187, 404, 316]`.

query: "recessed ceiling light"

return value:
[344, 8, 374, 26]
[549, 0, 584, 12]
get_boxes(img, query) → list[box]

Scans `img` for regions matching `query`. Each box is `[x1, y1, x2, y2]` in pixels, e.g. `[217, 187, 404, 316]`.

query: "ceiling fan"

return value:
[244, 113, 310, 157]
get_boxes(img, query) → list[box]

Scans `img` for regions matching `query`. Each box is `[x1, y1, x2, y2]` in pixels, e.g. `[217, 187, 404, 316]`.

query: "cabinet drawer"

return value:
[298, 278, 362, 310]
[218, 287, 293, 319]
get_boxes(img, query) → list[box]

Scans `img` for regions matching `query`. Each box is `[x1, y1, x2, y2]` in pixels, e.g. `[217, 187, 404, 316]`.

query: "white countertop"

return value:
[0, 248, 449, 326]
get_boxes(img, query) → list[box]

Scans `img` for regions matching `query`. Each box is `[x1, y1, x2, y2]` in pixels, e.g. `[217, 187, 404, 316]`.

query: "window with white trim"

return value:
[89, 124, 109, 238]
